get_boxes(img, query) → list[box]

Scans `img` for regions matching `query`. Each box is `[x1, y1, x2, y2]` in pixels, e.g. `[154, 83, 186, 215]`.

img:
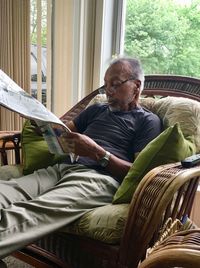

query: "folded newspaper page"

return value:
[0, 69, 73, 157]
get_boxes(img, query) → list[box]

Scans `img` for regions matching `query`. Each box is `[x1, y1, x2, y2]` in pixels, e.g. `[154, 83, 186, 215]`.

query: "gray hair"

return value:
[109, 57, 145, 93]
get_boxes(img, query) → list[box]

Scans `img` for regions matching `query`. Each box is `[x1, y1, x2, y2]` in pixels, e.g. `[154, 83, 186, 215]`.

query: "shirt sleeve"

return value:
[134, 112, 163, 153]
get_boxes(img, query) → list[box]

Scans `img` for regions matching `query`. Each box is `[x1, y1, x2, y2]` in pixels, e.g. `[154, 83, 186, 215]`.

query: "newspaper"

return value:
[0, 69, 73, 158]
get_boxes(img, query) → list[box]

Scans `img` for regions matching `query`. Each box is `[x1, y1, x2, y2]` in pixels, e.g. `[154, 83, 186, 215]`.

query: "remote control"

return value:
[181, 154, 200, 168]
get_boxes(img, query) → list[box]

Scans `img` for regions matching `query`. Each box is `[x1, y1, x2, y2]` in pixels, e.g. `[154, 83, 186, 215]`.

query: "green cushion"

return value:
[113, 123, 196, 204]
[62, 204, 129, 244]
[22, 120, 67, 175]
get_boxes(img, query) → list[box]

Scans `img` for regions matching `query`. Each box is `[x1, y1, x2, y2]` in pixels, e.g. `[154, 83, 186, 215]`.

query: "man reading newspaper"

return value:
[0, 57, 162, 262]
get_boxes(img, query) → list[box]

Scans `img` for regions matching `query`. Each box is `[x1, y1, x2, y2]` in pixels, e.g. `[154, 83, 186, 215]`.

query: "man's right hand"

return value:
[60, 132, 106, 160]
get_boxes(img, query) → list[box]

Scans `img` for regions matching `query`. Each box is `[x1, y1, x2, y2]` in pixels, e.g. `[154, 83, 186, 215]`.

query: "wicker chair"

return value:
[139, 229, 200, 268]
[1, 75, 200, 268]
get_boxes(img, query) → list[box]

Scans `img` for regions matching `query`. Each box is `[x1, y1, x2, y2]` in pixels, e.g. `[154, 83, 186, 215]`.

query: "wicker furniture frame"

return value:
[139, 229, 200, 268]
[1, 75, 200, 268]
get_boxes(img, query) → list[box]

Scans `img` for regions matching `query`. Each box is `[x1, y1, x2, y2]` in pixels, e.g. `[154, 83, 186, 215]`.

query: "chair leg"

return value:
[0, 150, 8, 165]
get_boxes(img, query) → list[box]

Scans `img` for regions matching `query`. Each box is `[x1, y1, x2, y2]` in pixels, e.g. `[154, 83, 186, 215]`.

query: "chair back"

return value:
[60, 75, 200, 124]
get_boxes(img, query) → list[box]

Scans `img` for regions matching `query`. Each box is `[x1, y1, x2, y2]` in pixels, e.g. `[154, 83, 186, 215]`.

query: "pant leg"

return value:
[0, 164, 61, 209]
[0, 164, 119, 258]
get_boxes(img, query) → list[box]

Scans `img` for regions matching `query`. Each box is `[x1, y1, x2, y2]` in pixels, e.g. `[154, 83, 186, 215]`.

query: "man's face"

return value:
[104, 62, 140, 112]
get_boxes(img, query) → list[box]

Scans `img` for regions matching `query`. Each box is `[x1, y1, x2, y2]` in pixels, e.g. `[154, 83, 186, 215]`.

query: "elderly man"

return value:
[0, 57, 162, 259]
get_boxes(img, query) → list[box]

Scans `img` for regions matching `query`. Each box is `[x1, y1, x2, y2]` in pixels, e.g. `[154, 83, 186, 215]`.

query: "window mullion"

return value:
[36, 0, 42, 103]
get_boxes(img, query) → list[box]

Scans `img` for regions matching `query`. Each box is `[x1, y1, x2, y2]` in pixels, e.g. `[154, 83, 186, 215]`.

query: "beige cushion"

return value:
[88, 93, 157, 112]
[87, 93, 108, 107]
[0, 165, 23, 180]
[62, 204, 129, 244]
[139, 97, 157, 112]
[140, 96, 200, 152]
[153, 97, 200, 152]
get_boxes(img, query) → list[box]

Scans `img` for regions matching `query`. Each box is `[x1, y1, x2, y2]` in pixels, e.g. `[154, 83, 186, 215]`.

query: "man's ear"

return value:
[134, 79, 141, 91]
[133, 80, 141, 103]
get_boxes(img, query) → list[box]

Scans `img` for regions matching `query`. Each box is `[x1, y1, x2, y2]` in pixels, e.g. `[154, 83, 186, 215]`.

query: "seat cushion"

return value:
[61, 204, 129, 244]
[0, 165, 23, 180]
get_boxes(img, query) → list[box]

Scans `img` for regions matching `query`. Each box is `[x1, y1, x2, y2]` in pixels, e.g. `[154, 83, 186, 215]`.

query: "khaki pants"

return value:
[0, 164, 119, 258]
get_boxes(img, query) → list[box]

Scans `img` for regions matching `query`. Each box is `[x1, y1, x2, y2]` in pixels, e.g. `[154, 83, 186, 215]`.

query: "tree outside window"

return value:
[30, 0, 47, 104]
[124, 0, 200, 77]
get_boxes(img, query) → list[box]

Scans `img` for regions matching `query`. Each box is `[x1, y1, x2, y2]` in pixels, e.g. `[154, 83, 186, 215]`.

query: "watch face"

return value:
[99, 151, 110, 167]
[99, 157, 109, 167]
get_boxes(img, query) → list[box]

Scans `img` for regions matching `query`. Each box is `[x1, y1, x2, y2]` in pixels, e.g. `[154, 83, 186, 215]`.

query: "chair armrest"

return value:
[139, 229, 200, 268]
[119, 162, 200, 267]
[0, 131, 21, 165]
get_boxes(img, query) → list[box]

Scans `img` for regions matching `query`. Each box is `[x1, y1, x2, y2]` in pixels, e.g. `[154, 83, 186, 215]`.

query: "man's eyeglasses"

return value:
[99, 77, 136, 94]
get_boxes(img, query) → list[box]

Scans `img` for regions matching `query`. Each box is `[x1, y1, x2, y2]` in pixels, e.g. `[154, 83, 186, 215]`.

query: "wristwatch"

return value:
[98, 151, 111, 167]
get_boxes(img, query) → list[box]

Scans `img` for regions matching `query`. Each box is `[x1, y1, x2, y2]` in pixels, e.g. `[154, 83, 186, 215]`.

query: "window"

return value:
[123, 0, 200, 77]
[30, 0, 52, 107]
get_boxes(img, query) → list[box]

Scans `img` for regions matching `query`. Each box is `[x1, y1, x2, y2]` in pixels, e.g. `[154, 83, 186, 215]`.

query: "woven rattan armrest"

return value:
[139, 229, 200, 268]
[119, 163, 200, 268]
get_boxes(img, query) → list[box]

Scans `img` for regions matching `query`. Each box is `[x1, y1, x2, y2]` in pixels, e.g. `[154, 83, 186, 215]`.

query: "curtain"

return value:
[0, 0, 30, 131]
[52, 0, 97, 117]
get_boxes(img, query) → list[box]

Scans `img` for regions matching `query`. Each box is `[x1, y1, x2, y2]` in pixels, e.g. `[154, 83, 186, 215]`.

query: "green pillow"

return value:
[22, 120, 67, 175]
[112, 123, 196, 204]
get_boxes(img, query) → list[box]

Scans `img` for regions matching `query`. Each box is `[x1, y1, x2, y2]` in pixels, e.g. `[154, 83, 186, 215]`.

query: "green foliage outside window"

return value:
[124, 0, 200, 77]
[31, 0, 47, 46]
